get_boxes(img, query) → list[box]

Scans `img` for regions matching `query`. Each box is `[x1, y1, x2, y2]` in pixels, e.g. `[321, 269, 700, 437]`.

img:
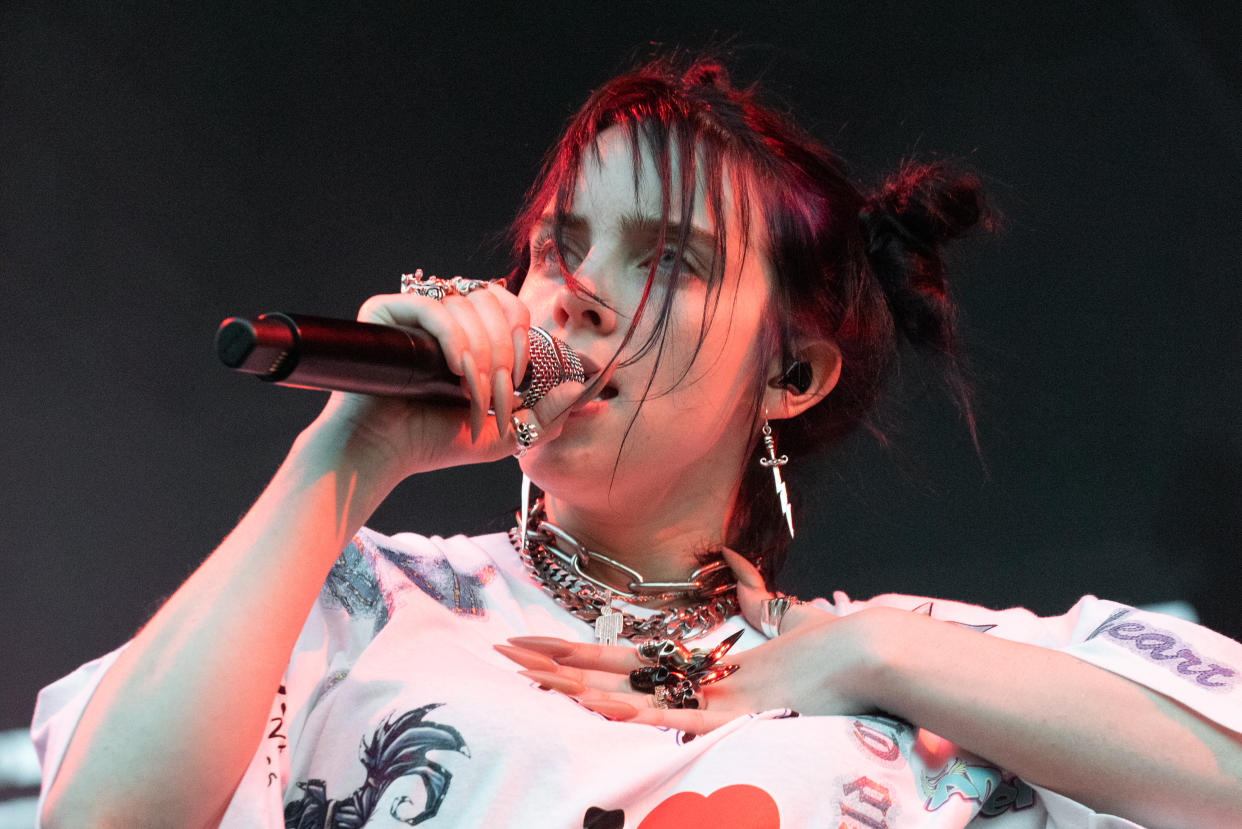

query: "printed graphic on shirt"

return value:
[284, 703, 469, 828]
[582, 785, 781, 828]
[644, 784, 780, 828]
[912, 601, 998, 634]
[582, 806, 625, 829]
[372, 538, 494, 618]
[266, 684, 289, 788]
[1086, 607, 1238, 691]
[850, 716, 911, 770]
[836, 774, 897, 829]
[920, 758, 1036, 817]
[322, 539, 390, 633]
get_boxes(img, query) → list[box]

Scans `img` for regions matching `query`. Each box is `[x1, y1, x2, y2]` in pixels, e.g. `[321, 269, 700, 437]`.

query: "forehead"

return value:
[561, 125, 726, 235]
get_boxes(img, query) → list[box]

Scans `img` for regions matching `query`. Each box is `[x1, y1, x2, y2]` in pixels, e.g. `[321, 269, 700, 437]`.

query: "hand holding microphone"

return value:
[215, 272, 586, 470]
[215, 313, 583, 409]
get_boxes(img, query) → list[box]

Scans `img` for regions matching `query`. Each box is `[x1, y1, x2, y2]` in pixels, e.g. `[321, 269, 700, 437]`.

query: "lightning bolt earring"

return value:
[759, 419, 794, 539]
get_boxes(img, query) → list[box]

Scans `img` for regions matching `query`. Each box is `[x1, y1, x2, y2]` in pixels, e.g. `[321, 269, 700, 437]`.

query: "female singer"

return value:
[35, 57, 1242, 828]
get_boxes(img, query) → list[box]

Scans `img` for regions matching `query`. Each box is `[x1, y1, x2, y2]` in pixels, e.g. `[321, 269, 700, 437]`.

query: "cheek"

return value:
[668, 297, 766, 392]
[517, 273, 559, 324]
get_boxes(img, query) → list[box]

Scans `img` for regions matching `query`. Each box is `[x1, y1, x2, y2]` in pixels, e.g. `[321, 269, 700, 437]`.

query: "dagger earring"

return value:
[759, 419, 794, 539]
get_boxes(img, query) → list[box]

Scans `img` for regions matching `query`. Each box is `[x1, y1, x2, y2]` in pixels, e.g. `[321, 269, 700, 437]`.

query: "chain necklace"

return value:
[512, 499, 739, 644]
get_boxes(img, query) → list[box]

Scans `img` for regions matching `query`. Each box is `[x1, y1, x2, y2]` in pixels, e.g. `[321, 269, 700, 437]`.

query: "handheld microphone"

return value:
[215, 313, 584, 409]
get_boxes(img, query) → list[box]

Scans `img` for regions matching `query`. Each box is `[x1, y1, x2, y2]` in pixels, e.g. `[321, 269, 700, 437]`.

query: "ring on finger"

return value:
[636, 639, 694, 671]
[400, 269, 505, 300]
[449, 275, 501, 296]
[759, 595, 804, 638]
[653, 681, 702, 710]
[511, 414, 541, 458]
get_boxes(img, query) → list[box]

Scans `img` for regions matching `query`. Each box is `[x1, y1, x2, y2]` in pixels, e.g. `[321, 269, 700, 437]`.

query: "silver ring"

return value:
[653, 682, 703, 710]
[448, 275, 497, 296]
[511, 415, 540, 458]
[759, 595, 802, 638]
[636, 639, 694, 670]
[400, 269, 504, 300]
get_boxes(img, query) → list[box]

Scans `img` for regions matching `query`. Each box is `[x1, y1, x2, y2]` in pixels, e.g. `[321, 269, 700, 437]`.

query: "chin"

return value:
[519, 441, 632, 508]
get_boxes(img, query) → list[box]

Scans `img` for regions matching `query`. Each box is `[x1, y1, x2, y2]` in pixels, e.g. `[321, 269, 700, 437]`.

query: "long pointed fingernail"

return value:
[460, 352, 485, 442]
[476, 370, 492, 420]
[578, 698, 639, 720]
[492, 368, 513, 436]
[493, 643, 555, 671]
[512, 328, 528, 388]
[518, 670, 586, 695]
[507, 636, 574, 658]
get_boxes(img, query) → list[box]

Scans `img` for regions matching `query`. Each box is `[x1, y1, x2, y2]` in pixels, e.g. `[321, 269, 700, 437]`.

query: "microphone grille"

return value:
[518, 328, 585, 410]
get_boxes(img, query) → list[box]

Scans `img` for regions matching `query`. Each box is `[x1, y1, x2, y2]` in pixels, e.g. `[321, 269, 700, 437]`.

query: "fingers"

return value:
[492, 643, 556, 672]
[517, 665, 633, 695]
[721, 548, 773, 632]
[573, 689, 743, 734]
[498, 636, 749, 735]
[721, 548, 765, 592]
[509, 662, 739, 735]
[506, 636, 643, 674]
[601, 701, 741, 734]
[495, 288, 532, 389]
[507, 378, 587, 458]
[357, 283, 528, 443]
[497, 642, 636, 693]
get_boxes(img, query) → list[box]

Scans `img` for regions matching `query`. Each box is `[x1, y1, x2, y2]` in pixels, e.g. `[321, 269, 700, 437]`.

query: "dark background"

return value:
[3, 2, 1240, 733]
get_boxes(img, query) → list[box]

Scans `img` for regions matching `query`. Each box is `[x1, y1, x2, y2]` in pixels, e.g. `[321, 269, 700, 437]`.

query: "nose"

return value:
[553, 276, 617, 336]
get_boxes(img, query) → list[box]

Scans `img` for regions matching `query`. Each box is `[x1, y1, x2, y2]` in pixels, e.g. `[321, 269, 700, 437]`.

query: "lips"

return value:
[571, 351, 620, 404]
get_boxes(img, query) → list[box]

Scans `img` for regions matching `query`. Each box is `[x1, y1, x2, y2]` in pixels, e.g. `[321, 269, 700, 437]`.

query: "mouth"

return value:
[590, 383, 619, 402]
[574, 353, 620, 406]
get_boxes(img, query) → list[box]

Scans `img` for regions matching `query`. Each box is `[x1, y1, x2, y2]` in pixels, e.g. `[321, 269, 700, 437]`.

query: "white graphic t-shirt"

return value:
[32, 529, 1242, 827]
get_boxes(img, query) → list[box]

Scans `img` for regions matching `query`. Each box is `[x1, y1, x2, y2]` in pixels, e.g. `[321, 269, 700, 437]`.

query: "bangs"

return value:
[510, 99, 765, 397]
[506, 59, 782, 495]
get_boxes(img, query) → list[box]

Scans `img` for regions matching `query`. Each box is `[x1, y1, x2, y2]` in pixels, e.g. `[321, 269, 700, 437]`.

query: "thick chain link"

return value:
[510, 518, 739, 644]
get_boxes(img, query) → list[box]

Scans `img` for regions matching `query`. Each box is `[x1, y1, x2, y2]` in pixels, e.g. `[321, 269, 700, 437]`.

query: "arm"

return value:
[41, 286, 539, 828]
[860, 606, 1242, 828]
[40, 420, 403, 829]
[506, 555, 1242, 828]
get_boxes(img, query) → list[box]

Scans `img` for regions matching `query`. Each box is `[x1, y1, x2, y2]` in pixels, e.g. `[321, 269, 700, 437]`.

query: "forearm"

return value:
[42, 421, 400, 829]
[861, 608, 1242, 827]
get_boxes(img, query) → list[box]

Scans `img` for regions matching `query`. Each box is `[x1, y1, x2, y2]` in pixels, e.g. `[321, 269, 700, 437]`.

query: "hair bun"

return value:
[859, 162, 992, 354]
[866, 162, 987, 250]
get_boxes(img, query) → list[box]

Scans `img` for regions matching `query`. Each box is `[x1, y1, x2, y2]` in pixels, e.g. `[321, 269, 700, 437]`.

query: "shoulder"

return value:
[352, 527, 515, 581]
[333, 528, 516, 618]
[818, 591, 1108, 646]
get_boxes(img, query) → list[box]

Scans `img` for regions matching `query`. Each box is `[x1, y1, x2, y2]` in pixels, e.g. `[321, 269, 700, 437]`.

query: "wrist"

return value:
[831, 607, 911, 711]
[289, 412, 408, 501]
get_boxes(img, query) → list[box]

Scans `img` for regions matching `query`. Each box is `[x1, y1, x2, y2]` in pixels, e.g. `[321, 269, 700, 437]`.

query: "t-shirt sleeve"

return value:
[30, 645, 128, 827]
[30, 529, 397, 828]
[829, 591, 1242, 736]
[1054, 597, 1242, 735]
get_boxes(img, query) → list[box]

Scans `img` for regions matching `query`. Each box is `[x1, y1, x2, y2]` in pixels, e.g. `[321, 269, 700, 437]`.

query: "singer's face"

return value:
[518, 126, 774, 523]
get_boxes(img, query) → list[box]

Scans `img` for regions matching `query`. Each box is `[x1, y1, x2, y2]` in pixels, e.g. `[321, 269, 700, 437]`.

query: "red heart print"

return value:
[637, 784, 779, 828]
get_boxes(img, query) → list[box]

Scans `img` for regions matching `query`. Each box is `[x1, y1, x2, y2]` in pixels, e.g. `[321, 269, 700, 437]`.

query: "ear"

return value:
[762, 339, 842, 420]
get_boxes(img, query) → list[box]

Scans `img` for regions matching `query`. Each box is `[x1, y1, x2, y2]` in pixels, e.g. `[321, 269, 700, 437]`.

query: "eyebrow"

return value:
[619, 213, 717, 258]
[536, 212, 717, 257]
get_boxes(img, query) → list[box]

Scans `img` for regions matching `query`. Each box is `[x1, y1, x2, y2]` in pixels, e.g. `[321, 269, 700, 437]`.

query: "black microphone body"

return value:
[215, 313, 582, 406]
